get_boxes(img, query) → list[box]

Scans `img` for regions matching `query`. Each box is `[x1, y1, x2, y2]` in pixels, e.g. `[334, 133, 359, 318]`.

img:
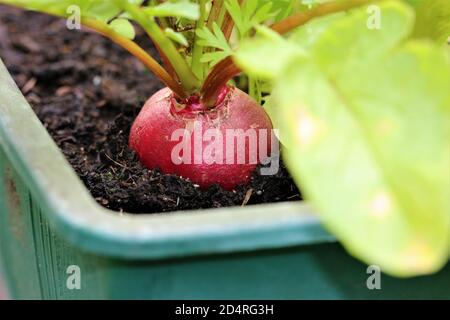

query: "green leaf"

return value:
[276, 42, 450, 277]
[235, 0, 415, 78]
[225, 0, 277, 38]
[234, 0, 450, 276]
[197, 23, 231, 51]
[164, 27, 189, 47]
[85, 1, 121, 22]
[127, 0, 145, 4]
[109, 18, 135, 39]
[234, 26, 305, 78]
[288, 12, 346, 50]
[261, 0, 295, 21]
[411, 0, 450, 44]
[270, 1, 450, 276]
[143, 0, 200, 20]
[306, 0, 414, 77]
[196, 23, 233, 65]
[0, 0, 78, 15]
[200, 51, 232, 66]
[0, 0, 121, 21]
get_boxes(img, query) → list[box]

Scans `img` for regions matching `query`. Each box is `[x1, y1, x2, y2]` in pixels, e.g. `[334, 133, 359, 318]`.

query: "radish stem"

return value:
[75, 18, 188, 99]
[123, 2, 200, 94]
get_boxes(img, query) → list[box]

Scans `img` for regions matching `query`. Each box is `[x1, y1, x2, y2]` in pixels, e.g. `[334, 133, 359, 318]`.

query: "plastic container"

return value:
[0, 59, 449, 299]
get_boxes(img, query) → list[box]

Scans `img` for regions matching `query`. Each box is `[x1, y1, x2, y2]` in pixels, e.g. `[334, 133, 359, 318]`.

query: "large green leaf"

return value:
[411, 0, 450, 44]
[275, 41, 450, 276]
[287, 11, 345, 50]
[268, 1, 450, 276]
[236, 0, 450, 276]
[308, 1, 414, 77]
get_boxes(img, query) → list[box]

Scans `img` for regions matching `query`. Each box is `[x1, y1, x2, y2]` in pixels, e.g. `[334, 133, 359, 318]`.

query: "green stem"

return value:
[191, 0, 208, 81]
[124, 2, 200, 93]
[248, 76, 262, 104]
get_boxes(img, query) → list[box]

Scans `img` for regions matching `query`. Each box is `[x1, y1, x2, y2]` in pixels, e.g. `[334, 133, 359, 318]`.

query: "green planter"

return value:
[0, 58, 449, 299]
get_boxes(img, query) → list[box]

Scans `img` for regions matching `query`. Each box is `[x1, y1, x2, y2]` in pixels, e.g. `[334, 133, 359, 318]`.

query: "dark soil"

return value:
[0, 6, 301, 213]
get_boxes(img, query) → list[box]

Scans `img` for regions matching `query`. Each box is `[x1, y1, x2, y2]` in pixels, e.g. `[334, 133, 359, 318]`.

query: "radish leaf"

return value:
[143, 0, 200, 20]
[109, 18, 135, 39]
[236, 0, 450, 276]
[411, 0, 450, 44]
[164, 28, 189, 47]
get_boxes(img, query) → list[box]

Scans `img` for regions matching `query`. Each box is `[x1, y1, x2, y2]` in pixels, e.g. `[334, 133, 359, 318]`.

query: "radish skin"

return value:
[129, 87, 274, 190]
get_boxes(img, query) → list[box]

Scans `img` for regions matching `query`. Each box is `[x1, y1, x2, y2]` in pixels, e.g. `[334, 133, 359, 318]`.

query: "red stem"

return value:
[154, 42, 179, 82]
[201, 57, 238, 107]
[221, 0, 243, 41]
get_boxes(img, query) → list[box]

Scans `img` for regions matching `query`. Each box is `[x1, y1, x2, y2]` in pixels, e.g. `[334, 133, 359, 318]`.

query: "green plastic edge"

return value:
[0, 58, 335, 260]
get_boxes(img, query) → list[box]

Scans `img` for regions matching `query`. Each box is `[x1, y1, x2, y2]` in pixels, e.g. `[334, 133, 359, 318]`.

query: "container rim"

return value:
[0, 58, 335, 259]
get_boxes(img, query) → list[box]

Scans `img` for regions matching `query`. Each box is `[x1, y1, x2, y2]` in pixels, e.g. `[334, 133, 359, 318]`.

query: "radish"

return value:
[129, 86, 274, 190]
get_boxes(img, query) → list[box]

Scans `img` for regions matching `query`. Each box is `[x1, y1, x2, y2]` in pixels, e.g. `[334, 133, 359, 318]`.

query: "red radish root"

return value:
[129, 87, 274, 190]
